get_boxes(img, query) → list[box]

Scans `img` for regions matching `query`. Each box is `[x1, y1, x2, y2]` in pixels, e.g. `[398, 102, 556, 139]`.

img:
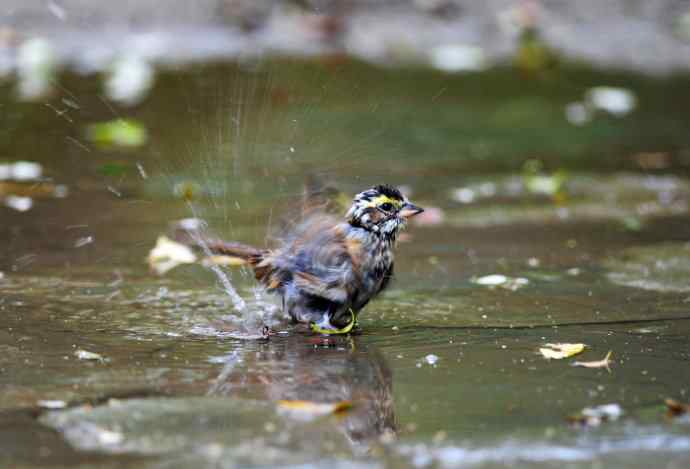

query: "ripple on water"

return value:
[604, 242, 690, 293]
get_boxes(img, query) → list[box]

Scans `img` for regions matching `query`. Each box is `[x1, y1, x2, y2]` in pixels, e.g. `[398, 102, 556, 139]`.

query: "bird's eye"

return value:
[380, 202, 394, 212]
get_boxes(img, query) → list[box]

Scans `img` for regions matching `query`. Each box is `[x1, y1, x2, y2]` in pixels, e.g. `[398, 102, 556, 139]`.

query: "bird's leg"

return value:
[310, 309, 357, 335]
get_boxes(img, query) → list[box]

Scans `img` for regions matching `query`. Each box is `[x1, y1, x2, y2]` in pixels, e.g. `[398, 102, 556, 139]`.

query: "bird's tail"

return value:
[171, 219, 264, 263]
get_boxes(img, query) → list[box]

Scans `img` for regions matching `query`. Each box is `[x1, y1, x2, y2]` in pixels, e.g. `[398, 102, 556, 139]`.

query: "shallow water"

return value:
[1, 60, 690, 468]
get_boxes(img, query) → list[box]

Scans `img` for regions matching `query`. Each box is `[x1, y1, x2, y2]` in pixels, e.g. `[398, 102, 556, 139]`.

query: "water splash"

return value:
[181, 211, 246, 313]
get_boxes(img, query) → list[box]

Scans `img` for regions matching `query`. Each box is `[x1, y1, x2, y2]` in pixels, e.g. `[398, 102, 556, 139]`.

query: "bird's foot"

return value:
[310, 311, 357, 335]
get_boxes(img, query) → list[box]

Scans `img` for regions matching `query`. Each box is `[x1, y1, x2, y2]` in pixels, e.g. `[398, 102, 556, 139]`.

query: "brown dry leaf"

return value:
[665, 398, 690, 418]
[276, 400, 352, 419]
[572, 351, 613, 371]
[539, 343, 586, 359]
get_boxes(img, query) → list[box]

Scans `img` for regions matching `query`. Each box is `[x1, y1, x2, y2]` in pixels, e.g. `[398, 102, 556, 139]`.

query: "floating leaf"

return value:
[665, 398, 690, 418]
[539, 343, 586, 359]
[277, 400, 352, 420]
[87, 119, 147, 148]
[147, 236, 198, 275]
[572, 351, 613, 371]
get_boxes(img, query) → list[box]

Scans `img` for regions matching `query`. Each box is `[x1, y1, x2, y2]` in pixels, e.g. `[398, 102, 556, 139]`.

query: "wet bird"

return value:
[180, 185, 424, 334]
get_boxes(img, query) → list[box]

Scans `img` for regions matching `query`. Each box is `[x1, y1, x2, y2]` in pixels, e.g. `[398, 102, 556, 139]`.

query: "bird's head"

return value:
[346, 185, 424, 240]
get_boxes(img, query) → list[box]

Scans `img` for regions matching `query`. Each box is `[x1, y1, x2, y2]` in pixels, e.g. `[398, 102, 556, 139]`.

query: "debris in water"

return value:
[473, 274, 508, 286]
[522, 159, 569, 198]
[173, 181, 202, 201]
[7, 161, 42, 181]
[37, 399, 67, 409]
[586, 86, 637, 117]
[136, 162, 148, 179]
[665, 398, 690, 418]
[105, 55, 154, 105]
[564, 101, 592, 126]
[74, 349, 106, 362]
[539, 343, 586, 360]
[95, 428, 125, 446]
[572, 351, 613, 371]
[16, 38, 56, 100]
[74, 236, 94, 248]
[472, 274, 529, 291]
[147, 236, 198, 275]
[567, 403, 623, 427]
[87, 119, 148, 148]
[4, 195, 33, 212]
[276, 400, 352, 420]
[424, 354, 440, 366]
[452, 187, 476, 204]
[429, 44, 486, 72]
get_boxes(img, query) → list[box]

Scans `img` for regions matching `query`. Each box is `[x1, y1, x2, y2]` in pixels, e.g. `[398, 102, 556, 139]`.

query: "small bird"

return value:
[181, 185, 424, 334]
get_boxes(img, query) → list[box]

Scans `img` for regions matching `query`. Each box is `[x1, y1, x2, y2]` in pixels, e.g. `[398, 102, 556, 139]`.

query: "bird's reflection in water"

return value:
[207, 334, 396, 448]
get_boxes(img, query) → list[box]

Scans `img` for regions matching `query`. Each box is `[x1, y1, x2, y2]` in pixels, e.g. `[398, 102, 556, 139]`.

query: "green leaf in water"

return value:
[87, 119, 147, 148]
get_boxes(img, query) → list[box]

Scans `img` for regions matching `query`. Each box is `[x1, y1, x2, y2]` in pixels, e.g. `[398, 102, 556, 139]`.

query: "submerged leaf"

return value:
[539, 343, 586, 359]
[572, 351, 613, 371]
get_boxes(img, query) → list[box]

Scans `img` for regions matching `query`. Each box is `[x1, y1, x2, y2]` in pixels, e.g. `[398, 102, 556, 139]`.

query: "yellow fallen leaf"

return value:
[572, 351, 613, 371]
[276, 400, 352, 418]
[147, 236, 197, 275]
[539, 343, 586, 359]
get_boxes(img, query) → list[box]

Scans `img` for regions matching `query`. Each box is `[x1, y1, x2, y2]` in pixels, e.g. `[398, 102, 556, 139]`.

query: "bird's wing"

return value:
[276, 216, 359, 304]
[293, 271, 348, 303]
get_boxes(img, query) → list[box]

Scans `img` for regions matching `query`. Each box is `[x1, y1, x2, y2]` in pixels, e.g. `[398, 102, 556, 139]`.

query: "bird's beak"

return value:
[399, 202, 424, 218]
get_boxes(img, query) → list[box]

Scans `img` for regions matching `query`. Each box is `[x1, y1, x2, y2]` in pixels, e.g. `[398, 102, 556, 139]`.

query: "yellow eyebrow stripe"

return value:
[368, 195, 403, 208]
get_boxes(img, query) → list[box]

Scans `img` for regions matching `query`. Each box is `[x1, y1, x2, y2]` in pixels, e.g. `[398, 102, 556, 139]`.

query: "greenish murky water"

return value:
[1, 60, 690, 468]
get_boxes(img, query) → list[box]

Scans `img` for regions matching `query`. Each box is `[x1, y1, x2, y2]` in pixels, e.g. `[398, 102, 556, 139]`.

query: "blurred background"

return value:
[2, 1, 690, 468]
